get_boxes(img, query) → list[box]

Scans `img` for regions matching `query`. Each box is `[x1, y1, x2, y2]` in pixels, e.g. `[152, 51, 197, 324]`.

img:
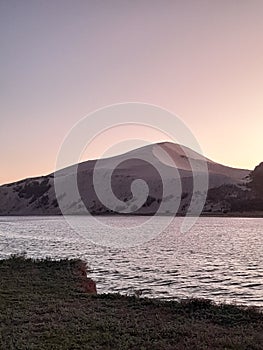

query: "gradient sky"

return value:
[1, 0, 263, 185]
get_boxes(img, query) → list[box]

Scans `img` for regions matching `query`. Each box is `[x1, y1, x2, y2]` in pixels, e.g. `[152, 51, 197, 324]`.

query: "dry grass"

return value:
[0, 256, 262, 350]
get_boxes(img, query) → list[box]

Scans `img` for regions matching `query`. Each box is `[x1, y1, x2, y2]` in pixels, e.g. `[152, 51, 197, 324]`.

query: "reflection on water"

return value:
[0, 216, 262, 306]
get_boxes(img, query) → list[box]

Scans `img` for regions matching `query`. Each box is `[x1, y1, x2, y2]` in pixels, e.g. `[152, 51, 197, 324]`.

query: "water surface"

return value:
[0, 216, 262, 306]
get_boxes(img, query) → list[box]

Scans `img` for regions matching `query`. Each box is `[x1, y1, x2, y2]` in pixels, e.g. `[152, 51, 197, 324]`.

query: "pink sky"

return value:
[1, 1, 263, 184]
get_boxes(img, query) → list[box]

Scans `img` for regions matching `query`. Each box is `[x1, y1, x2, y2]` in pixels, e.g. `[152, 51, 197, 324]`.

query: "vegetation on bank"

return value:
[0, 256, 262, 350]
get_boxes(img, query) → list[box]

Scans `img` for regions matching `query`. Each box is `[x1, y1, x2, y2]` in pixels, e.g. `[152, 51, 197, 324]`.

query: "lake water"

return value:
[0, 216, 262, 307]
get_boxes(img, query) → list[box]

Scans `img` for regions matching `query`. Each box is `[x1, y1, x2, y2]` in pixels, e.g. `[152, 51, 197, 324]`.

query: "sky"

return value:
[1, 0, 263, 185]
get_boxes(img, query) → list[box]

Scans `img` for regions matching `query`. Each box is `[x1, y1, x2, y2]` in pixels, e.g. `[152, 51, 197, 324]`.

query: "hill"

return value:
[0, 142, 259, 216]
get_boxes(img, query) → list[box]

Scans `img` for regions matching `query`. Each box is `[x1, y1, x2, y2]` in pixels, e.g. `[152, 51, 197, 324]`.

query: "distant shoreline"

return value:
[1, 212, 263, 218]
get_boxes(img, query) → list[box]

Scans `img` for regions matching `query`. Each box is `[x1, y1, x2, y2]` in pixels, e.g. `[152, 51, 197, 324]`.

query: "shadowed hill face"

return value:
[250, 163, 263, 195]
[77, 158, 165, 214]
[205, 163, 263, 213]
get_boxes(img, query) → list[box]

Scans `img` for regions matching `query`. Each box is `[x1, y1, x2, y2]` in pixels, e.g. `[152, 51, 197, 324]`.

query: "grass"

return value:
[0, 256, 262, 350]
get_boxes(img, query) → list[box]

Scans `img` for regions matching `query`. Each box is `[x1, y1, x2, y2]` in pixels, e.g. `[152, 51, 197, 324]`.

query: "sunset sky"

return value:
[1, 1, 263, 185]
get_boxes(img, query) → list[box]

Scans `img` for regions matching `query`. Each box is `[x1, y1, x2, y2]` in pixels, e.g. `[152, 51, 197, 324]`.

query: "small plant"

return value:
[128, 288, 143, 298]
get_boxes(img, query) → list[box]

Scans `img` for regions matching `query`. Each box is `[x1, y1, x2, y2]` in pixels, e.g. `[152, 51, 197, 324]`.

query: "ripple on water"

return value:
[0, 216, 262, 306]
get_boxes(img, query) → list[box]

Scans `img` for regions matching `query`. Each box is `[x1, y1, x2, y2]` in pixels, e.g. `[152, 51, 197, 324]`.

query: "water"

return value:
[0, 216, 262, 307]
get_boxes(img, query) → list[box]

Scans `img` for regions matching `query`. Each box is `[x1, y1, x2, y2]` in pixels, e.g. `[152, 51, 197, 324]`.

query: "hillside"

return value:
[0, 142, 255, 216]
